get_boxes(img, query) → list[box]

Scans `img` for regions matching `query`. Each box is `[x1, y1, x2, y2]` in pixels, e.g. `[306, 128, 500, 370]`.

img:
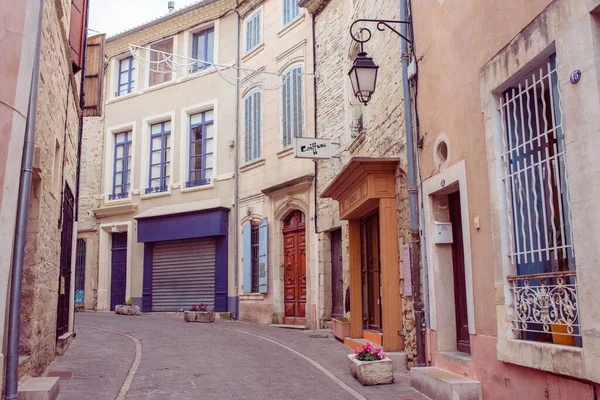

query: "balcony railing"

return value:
[185, 179, 210, 188]
[145, 186, 168, 195]
[108, 192, 129, 201]
[507, 271, 580, 341]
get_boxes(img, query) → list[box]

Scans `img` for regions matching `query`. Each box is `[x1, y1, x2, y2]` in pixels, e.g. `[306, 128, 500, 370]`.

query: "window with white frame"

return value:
[245, 11, 261, 53]
[244, 90, 262, 162]
[191, 27, 214, 73]
[117, 56, 135, 96]
[110, 131, 132, 200]
[498, 54, 579, 345]
[149, 38, 174, 86]
[282, 0, 300, 26]
[146, 121, 171, 194]
[281, 65, 304, 147]
[187, 110, 214, 188]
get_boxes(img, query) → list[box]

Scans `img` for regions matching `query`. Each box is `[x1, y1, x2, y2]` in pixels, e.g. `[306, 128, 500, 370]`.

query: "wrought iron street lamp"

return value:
[348, 51, 379, 105]
[348, 19, 411, 105]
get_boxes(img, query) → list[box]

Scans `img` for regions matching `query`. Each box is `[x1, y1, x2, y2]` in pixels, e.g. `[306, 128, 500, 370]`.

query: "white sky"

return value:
[88, 0, 199, 37]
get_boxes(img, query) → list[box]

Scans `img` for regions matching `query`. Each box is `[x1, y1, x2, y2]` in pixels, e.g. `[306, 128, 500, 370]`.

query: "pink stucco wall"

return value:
[427, 330, 596, 399]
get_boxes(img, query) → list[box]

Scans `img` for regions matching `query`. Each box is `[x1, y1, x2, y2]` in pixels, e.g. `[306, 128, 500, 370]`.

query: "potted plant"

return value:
[331, 317, 351, 341]
[115, 298, 140, 316]
[347, 343, 393, 386]
[184, 303, 215, 323]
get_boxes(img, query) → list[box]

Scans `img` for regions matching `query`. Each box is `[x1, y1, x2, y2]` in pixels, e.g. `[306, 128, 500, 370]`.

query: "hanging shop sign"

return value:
[294, 137, 332, 159]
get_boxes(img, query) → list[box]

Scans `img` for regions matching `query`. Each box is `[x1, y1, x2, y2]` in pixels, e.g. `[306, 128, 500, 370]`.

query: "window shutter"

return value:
[254, 91, 261, 159]
[282, 72, 289, 147]
[83, 34, 105, 117]
[294, 67, 304, 138]
[242, 222, 252, 293]
[256, 13, 261, 47]
[69, 0, 87, 73]
[244, 96, 251, 162]
[258, 218, 268, 293]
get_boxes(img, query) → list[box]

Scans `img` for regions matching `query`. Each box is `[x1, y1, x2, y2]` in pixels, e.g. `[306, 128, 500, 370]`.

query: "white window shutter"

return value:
[242, 222, 252, 293]
[258, 218, 268, 293]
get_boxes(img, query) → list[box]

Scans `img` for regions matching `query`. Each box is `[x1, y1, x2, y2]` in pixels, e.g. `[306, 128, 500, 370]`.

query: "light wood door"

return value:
[331, 229, 343, 317]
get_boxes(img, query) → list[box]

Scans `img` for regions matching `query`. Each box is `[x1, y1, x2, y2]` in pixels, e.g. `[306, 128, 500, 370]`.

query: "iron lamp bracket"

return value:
[349, 19, 411, 50]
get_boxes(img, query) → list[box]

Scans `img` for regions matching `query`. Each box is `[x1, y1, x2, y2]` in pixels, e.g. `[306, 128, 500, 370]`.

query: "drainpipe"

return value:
[232, 5, 241, 320]
[5, 0, 45, 398]
[399, 0, 426, 367]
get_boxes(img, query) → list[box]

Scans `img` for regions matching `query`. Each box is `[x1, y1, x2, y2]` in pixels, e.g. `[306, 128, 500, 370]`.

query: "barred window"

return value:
[499, 54, 575, 275]
[281, 65, 304, 147]
[244, 90, 262, 162]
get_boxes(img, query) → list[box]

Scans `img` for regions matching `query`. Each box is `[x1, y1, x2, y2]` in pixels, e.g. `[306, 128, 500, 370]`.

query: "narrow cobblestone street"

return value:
[45, 313, 429, 400]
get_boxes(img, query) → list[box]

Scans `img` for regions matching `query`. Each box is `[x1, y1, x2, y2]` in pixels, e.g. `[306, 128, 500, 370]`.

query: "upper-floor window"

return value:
[192, 27, 215, 73]
[117, 56, 135, 96]
[499, 54, 579, 345]
[150, 38, 173, 86]
[282, 0, 300, 27]
[69, 0, 87, 72]
[111, 131, 132, 200]
[244, 90, 262, 162]
[146, 121, 171, 194]
[187, 110, 214, 188]
[281, 65, 304, 147]
[246, 11, 261, 53]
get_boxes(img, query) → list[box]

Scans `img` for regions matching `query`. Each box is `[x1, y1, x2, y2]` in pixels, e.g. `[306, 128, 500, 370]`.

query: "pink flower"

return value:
[374, 347, 382, 353]
[364, 343, 373, 352]
[379, 353, 386, 359]
[355, 347, 361, 355]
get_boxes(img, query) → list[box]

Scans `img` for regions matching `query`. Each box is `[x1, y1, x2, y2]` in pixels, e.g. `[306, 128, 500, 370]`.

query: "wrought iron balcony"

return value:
[185, 179, 210, 188]
[507, 271, 580, 342]
[145, 186, 168, 195]
[108, 192, 129, 201]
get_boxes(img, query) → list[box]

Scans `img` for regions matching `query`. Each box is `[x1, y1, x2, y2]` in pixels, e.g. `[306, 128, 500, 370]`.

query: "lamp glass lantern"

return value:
[348, 51, 379, 105]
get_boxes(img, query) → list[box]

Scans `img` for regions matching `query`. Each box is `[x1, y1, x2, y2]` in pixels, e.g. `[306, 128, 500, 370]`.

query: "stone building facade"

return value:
[412, 0, 600, 397]
[0, 0, 88, 388]
[300, 0, 417, 363]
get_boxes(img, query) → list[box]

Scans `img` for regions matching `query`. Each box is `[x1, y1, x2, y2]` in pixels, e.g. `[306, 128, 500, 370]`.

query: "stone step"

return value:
[410, 367, 481, 400]
[216, 312, 233, 320]
[18, 356, 31, 384]
[18, 377, 60, 400]
[269, 324, 307, 330]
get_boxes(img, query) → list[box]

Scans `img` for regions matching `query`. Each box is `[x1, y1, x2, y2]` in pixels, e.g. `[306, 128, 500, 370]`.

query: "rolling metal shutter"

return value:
[152, 238, 216, 312]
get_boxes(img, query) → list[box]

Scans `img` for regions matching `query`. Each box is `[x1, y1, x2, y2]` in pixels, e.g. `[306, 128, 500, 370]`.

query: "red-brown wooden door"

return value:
[283, 211, 306, 324]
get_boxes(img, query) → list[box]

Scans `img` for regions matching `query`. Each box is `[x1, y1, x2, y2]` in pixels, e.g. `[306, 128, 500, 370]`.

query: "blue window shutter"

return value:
[242, 222, 252, 293]
[258, 218, 268, 293]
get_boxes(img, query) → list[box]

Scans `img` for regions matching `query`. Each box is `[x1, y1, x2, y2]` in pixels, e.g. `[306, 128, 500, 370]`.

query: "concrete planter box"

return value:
[115, 305, 140, 316]
[347, 354, 394, 386]
[331, 318, 351, 341]
[184, 311, 215, 323]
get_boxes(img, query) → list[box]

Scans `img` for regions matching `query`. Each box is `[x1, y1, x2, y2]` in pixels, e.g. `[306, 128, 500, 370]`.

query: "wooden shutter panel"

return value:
[69, 0, 87, 72]
[258, 218, 268, 293]
[83, 34, 105, 117]
[242, 222, 252, 293]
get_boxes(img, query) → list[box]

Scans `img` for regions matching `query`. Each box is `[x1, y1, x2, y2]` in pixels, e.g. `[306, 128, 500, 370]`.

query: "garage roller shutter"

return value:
[152, 238, 216, 312]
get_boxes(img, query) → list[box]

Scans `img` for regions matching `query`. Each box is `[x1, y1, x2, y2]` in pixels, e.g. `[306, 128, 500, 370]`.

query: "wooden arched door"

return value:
[283, 210, 306, 325]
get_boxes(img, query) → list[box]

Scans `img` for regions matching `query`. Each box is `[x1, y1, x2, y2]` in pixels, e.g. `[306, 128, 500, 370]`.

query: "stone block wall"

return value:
[311, 0, 417, 365]
[19, 0, 82, 377]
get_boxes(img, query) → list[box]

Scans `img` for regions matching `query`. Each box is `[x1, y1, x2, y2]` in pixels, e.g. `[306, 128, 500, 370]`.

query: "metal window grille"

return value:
[191, 27, 215, 73]
[117, 56, 135, 96]
[283, 0, 300, 26]
[281, 65, 304, 147]
[246, 11, 261, 53]
[75, 238, 86, 305]
[251, 223, 260, 293]
[187, 110, 214, 188]
[499, 54, 579, 343]
[146, 121, 171, 194]
[110, 131, 132, 200]
[244, 90, 262, 162]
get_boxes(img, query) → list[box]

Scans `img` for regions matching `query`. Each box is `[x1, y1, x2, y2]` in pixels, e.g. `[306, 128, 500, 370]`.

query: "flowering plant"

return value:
[189, 303, 208, 312]
[355, 343, 386, 361]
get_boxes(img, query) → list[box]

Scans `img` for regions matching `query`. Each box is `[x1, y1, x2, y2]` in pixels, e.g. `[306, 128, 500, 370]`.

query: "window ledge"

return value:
[240, 158, 266, 173]
[180, 183, 214, 193]
[140, 190, 171, 200]
[277, 146, 294, 159]
[439, 351, 472, 364]
[497, 338, 583, 379]
[243, 43, 265, 63]
[106, 91, 138, 105]
[278, 14, 305, 38]
[104, 196, 132, 205]
[240, 293, 265, 301]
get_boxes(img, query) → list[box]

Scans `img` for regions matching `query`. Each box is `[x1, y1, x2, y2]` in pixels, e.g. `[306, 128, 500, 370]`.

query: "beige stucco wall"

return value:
[307, 0, 416, 363]
[414, 0, 600, 393]
[236, 0, 318, 328]
[87, 3, 239, 310]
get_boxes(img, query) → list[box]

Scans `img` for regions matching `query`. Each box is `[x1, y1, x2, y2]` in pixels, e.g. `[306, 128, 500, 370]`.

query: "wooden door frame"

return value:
[282, 210, 307, 323]
[321, 159, 403, 351]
